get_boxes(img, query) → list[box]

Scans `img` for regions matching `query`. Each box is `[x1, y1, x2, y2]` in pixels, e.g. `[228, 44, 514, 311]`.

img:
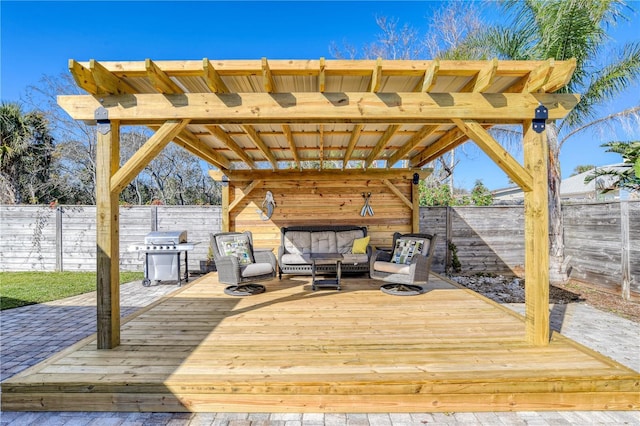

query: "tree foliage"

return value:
[18, 73, 222, 206]
[0, 102, 56, 204]
[585, 141, 640, 191]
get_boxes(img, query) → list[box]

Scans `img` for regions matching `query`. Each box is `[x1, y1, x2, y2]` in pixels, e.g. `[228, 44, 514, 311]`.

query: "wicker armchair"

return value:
[370, 232, 437, 295]
[210, 231, 277, 295]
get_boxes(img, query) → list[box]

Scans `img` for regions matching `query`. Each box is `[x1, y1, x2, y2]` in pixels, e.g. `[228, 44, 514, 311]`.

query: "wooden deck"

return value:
[2, 273, 638, 412]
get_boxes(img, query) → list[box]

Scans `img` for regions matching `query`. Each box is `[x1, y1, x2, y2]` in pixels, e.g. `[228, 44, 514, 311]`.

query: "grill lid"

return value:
[144, 230, 187, 245]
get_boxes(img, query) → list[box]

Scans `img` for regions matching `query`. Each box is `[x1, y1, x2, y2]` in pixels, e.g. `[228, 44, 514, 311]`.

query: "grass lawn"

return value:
[0, 271, 144, 310]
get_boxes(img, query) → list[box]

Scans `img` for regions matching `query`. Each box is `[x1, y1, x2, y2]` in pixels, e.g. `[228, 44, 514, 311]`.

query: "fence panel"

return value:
[563, 202, 623, 292]
[0, 205, 57, 271]
[156, 206, 222, 272]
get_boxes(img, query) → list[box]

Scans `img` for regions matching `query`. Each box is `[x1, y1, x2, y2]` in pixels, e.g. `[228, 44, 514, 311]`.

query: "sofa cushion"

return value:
[216, 233, 254, 265]
[342, 253, 369, 265]
[311, 231, 337, 253]
[284, 231, 311, 255]
[391, 238, 426, 264]
[373, 261, 411, 275]
[336, 230, 364, 253]
[281, 253, 309, 265]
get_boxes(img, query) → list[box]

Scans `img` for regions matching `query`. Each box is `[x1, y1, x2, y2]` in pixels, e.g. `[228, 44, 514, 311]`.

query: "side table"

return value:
[303, 253, 344, 290]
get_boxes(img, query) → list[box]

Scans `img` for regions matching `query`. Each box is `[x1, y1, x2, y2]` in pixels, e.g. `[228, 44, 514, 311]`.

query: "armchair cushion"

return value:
[216, 233, 254, 265]
[391, 238, 426, 264]
[373, 261, 411, 275]
[242, 262, 274, 278]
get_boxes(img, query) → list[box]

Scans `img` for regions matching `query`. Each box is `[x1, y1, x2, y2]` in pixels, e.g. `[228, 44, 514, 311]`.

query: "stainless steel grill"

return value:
[129, 230, 196, 286]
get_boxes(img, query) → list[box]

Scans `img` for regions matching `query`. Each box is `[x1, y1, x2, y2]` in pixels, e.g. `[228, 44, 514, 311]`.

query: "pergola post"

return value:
[523, 120, 550, 345]
[96, 120, 121, 349]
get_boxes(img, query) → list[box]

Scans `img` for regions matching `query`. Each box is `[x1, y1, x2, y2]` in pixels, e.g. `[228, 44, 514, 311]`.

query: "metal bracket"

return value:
[532, 105, 548, 134]
[95, 107, 111, 135]
[221, 175, 229, 187]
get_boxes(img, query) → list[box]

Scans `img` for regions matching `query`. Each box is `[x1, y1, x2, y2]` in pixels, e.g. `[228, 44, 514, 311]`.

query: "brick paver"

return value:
[1, 279, 638, 425]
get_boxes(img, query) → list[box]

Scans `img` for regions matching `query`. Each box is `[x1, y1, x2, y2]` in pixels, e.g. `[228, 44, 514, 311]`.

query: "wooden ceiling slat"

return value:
[370, 58, 383, 92]
[282, 125, 300, 169]
[203, 58, 230, 93]
[543, 58, 577, 92]
[207, 125, 256, 169]
[319, 57, 326, 93]
[242, 125, 278, 169]
[387, 125, 439, 167]
[472, 58, 499, 92]
[262, 57, 275, 93]
[68, 59, 98, 94]
[173, 130, 231, 170]
[365, 124, 399, 168]
[145, 59, 183, 94]
[89, 59, 136, 95]
[523, 59, 554, 93]
[409, 127, 470, 168]
[417, 59, 440, 93]
[343, 124, 363, 169]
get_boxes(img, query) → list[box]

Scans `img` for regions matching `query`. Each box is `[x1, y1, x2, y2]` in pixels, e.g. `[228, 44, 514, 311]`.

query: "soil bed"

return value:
[451, 275, 640, 323]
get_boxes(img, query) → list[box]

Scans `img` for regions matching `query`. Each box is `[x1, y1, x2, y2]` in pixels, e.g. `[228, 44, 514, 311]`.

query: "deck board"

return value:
[2, 273, 638, 412]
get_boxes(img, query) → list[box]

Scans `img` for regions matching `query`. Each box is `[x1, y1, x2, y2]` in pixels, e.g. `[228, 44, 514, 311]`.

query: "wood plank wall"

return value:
[564, 201, 639, 300]
[230, 178, 413, 251]
[420, 206, 525, 276]
[0, 205, 221, 273]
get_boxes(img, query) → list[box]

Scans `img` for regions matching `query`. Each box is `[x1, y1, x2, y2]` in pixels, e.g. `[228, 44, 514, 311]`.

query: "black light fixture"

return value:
[413, 173, 420, 185]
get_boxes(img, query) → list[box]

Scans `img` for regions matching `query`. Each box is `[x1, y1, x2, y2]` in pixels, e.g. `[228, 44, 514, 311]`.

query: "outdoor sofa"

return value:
[278, 225, 371, 278]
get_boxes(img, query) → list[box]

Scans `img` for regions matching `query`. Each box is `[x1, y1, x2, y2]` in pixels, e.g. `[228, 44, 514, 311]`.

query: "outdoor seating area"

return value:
[2, 272, 638, 413]
[278, 225, 372, 279]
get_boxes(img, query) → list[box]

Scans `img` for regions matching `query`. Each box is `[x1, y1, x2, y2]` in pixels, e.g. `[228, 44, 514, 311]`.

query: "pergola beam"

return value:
[110, 120, 190, 194]
[207, 125, 256, 169]
[453, 119, 533, 192]
[342, 124, 363, 168]
[58, 92, 580, 123]
[210, 168, 432, 182]
[365, 125, 399, 168]
[242, 125, 278, 169]
[387, 125, 439, 167]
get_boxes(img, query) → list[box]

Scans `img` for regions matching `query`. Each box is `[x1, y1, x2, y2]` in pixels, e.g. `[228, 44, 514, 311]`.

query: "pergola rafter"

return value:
[58, 58, 580, 349]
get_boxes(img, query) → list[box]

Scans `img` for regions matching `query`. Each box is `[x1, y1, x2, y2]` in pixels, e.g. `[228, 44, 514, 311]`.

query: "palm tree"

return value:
[480, 0, 640, 283]
[0, 102, 55, 204]
[585, 140, 640, 191]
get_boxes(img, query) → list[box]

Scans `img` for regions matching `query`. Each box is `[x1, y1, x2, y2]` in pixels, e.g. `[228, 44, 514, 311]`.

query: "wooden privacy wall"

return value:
[0, 205, 221, 272]
[420, 206, 526, 276]
[228, 175, 416, 251]
[564, 201, 639, 300]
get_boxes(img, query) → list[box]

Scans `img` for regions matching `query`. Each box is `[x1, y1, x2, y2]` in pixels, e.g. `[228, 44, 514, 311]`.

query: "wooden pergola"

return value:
[58, 57, 579, 350]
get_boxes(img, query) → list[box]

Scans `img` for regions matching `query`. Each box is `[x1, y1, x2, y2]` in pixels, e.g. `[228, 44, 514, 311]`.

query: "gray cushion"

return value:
[342, 253, 369, 264]
[336, 230, 364, 253]
[284, 231, 311, 254]
[241, 262, 274, 278]
[311, 231, 337, 253]
[281, 253, 309, 265]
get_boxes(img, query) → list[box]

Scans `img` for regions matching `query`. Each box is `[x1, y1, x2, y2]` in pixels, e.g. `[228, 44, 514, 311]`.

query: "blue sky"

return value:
[2, 0, 639, 190]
